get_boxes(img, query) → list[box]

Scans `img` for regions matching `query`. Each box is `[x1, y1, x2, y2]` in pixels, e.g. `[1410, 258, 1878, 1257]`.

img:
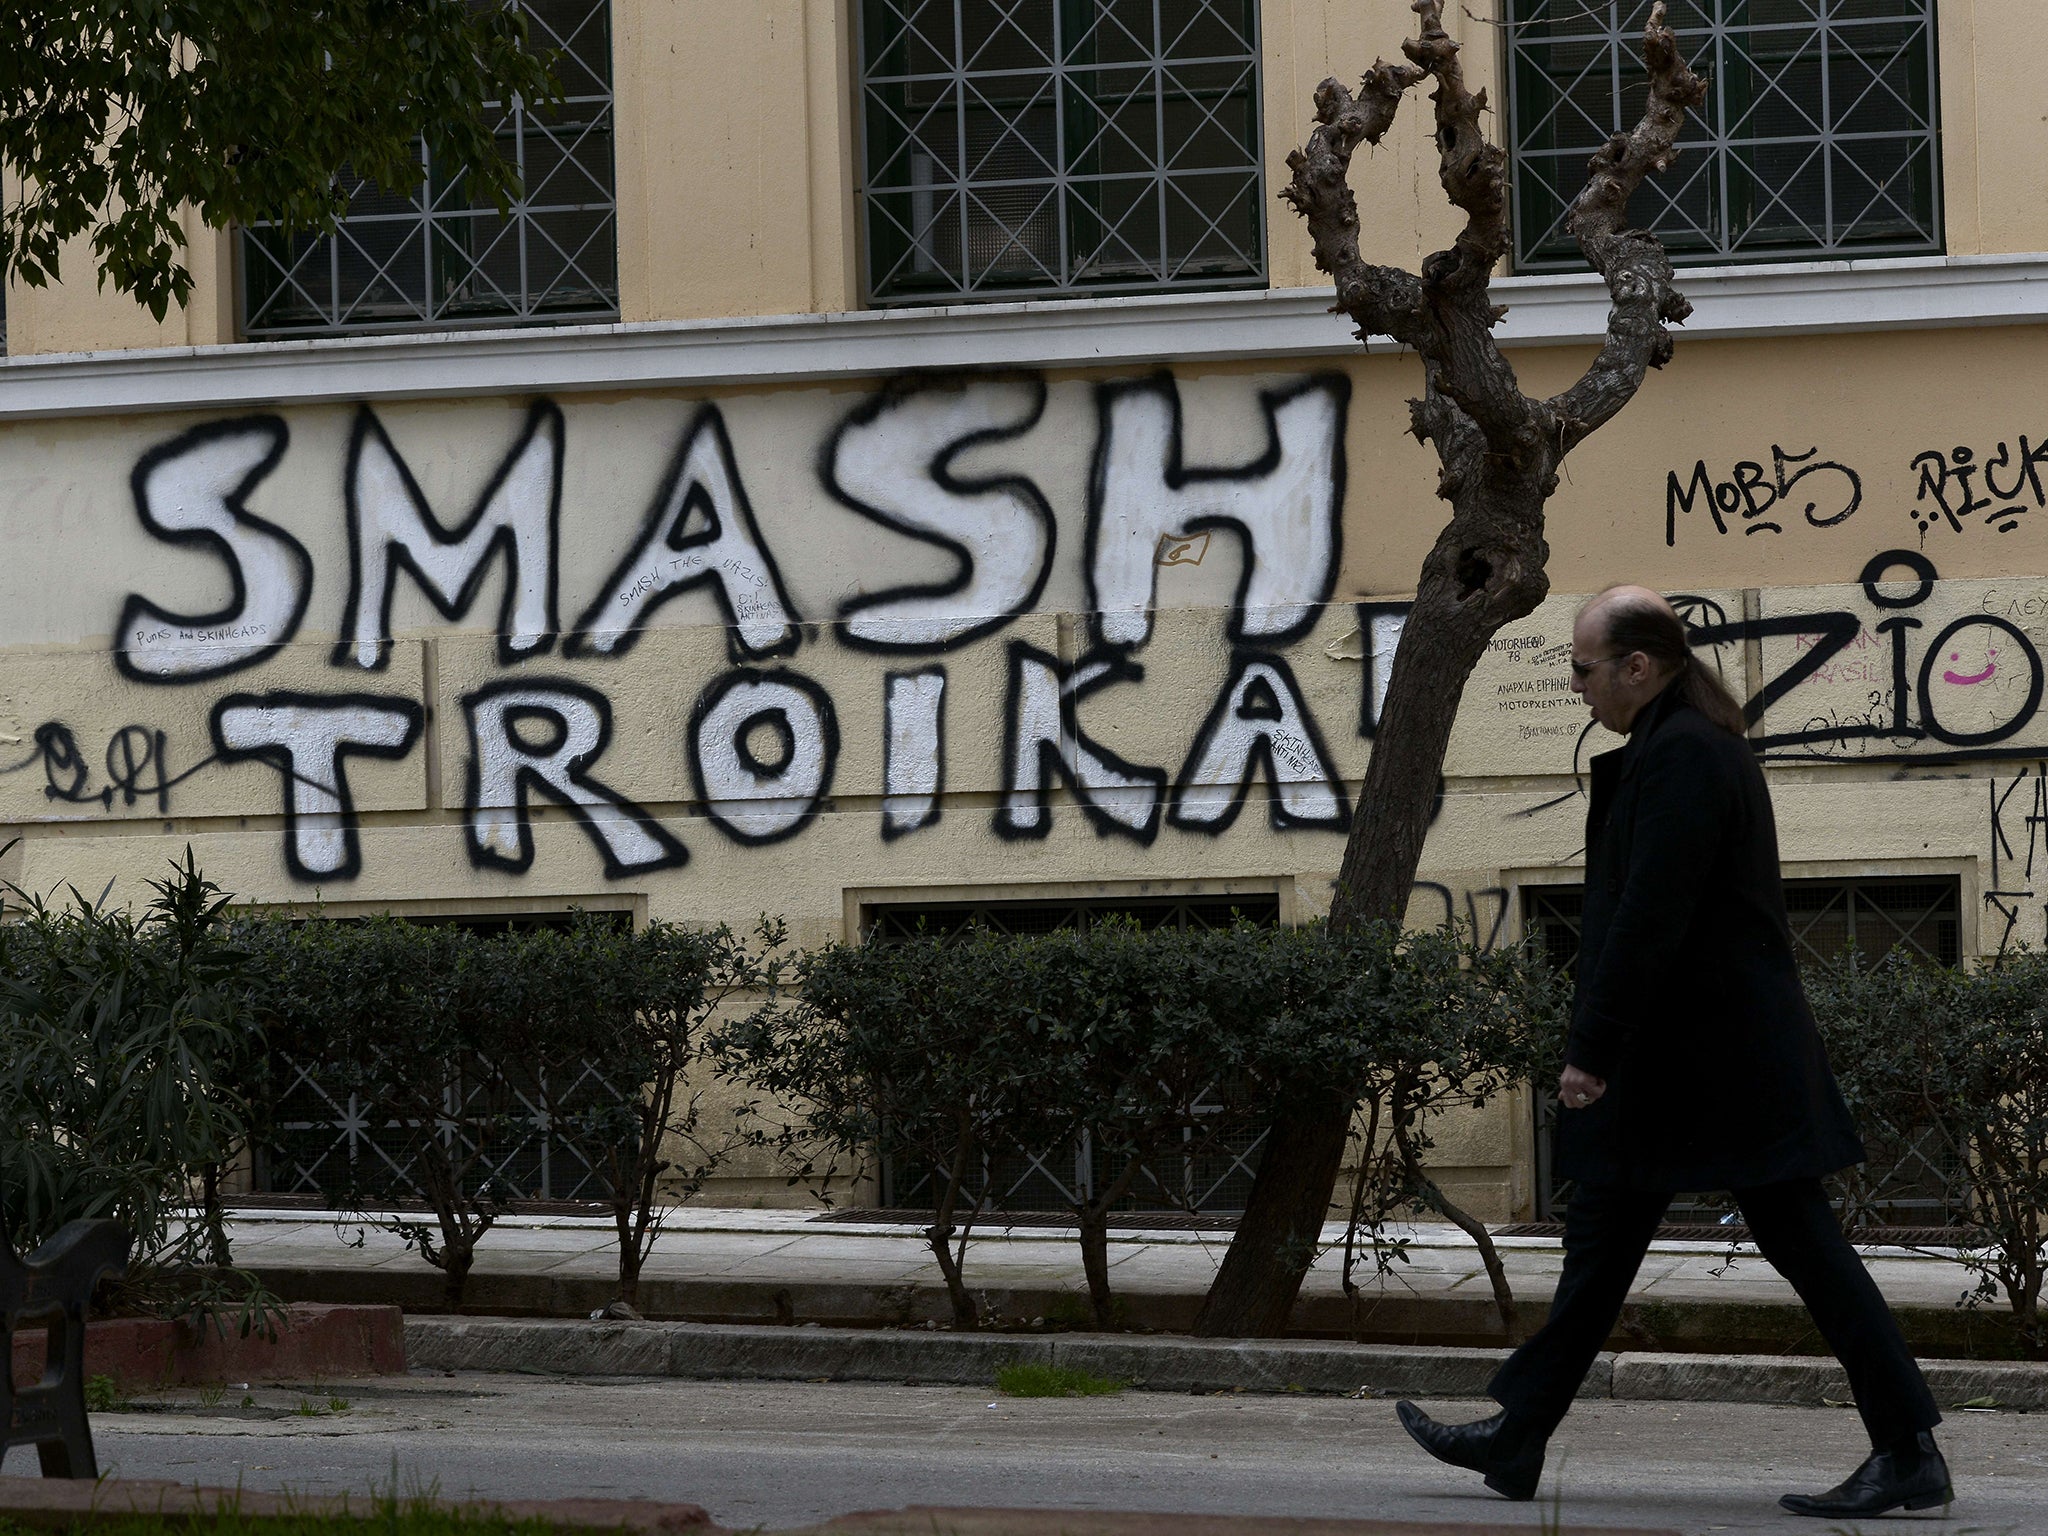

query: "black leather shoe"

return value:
[1393, 1400, 1545, 1501]
[1778, 1432, 1953, 1517]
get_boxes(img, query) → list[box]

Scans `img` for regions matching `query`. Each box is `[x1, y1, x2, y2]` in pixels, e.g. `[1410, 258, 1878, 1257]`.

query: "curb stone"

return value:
[417, 1318, 2048, 1407]
[403, 1327, 1728, 1409]
[1612, 1350, 2048, 1411]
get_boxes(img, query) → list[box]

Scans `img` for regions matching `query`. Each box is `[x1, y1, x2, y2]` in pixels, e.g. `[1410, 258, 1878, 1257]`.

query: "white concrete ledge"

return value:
[2, 253, 2044, 421]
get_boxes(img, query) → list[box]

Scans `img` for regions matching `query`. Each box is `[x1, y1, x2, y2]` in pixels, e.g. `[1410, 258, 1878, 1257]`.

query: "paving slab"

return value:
[789, 1514, 1678, 1536]
[79, 1375, 2047, 1534]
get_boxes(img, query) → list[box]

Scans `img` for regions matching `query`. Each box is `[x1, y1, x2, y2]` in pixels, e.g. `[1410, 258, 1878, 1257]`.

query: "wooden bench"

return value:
[1, 1218, 130, 1477]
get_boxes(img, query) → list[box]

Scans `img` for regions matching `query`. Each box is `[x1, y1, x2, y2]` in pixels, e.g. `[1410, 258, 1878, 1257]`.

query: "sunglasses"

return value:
[1568, 653, 1634, 679]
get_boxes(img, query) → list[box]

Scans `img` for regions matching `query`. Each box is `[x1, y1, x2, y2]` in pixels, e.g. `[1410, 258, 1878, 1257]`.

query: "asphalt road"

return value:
[26, 1374, 2048, 1535]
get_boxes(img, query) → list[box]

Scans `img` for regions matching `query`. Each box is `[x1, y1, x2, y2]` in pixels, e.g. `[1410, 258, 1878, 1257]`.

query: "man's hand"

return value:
[1558, 1065, 1607, 1110]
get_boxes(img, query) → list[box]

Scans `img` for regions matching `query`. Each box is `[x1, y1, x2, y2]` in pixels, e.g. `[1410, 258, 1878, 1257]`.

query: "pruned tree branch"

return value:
[1546, 5, 1709, 452]
[1407, 2, 1507, 295]
[1279, 56, 1428, 347]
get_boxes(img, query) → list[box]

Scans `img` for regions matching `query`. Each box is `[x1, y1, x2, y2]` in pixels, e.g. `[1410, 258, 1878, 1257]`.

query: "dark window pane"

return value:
[241, 1, 618, 337]
[1507, 0, 1939, 269]
[860, 0, 1264, 303]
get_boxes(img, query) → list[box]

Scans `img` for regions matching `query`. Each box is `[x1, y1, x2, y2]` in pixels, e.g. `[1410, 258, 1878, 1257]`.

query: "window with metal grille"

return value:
[866, 890, 1277, 1214]
[241, 0, 617, 338]
[856, 0, 1265, 304]
[251, 908, 634, 1207]
[1523, 875, 1963, 1224]
[1507, 0, 1940, 272]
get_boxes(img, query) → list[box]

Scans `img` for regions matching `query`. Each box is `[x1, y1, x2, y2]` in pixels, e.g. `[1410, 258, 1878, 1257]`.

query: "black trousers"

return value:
[1489, 1178, 1940, 1449]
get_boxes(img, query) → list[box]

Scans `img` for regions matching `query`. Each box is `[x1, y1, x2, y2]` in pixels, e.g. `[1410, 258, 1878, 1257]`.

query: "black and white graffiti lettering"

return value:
[1170, 653, 1350, 834]
[996, 642, 1165, 843]
[688, 668, 839, 846]
[1688, 552, 2048, 761]
[336, 402, 563, 670]
[462, 678, 687, 877]
[1086, 374, 1347, 650]
[1, 722, 178, 813]
[826, 375, 1056, 652]
[882, 668, 946, 840]
[209, 692, 423, 882]
[1408, 880, 1513, 951]
[1911, 436, 2048, 536]
[116, 417, 312, 683]
[567, 404, 800, 661]
[1664, 446, 1863, 545]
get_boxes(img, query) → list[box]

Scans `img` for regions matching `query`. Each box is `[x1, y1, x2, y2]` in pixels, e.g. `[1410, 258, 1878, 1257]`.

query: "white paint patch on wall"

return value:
[1088, 376, 1346, 651]
[828, 377, 1056, 650]
[690, 670, 838, 845]
[117, 417, 311, 680]
[464, 681, 686, 876]
[339, 404, 562, 669]
[569, 404, 799, 659]
[882, 668, 945, 838]
[210, 692, 421, 879]
[1171, 656, 1350, 833]
[997, 645, 1164, 842]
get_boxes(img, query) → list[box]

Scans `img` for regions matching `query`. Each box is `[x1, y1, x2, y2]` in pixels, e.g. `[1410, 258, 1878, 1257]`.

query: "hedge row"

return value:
[4, 854, 2046, 1345]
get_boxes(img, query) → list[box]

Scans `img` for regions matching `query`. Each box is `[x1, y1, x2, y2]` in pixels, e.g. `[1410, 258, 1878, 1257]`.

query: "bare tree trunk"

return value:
[615, 1206, 644, 1309]
[1395, 1118, 1517, 1338]
[1196, 0, 1704, 1338]
[441, 1244, 473, 1313]
[927, 1113, 981, 1329]
[201, 1162, 232, 1269]
[1076, 1156, 1147, 1329]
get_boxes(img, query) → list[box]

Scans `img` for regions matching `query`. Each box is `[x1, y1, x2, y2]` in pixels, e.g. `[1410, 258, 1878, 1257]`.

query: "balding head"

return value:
[1579, 585, 1680, 651]
[1569, 584, 1691, 735]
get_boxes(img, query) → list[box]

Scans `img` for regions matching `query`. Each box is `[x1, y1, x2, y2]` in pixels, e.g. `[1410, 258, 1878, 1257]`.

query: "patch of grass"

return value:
[83, 1375, 124, 1412]
[995, 1362, 1126, 1398]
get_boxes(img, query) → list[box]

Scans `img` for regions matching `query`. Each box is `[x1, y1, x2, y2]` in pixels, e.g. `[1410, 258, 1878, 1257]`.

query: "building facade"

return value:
[1, 0, 2041, 1219]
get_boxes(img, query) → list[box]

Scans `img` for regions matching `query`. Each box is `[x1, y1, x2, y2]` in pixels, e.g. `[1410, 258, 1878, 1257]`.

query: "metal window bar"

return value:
[1522, 875, 1965, 1224]
[857, 0, 1266, 304]
[1505, 0, 1941, 272]
[252, 1049, 627, 1204]
[241, 0, 618, 337]
[870, 891, 1277, 1213]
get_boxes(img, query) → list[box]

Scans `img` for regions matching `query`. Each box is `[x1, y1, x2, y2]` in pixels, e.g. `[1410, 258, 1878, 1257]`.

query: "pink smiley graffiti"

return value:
[1942, 645, 1999, 687]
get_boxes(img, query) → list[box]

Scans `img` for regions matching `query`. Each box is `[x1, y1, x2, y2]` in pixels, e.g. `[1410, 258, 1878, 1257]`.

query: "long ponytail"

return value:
[1595, 593, 1748, 738]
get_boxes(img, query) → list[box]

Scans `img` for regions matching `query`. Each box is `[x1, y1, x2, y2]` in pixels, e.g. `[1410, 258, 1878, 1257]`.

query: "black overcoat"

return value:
[1556, 681, 1864, 1191]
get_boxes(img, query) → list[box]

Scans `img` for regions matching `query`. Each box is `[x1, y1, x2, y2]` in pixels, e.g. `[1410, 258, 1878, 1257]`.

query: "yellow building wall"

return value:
[6, 0, 2036, 350]
[7, 317, 2048, 1213]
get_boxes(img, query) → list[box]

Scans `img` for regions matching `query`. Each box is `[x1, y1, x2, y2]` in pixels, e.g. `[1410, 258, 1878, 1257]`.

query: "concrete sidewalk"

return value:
[224, 1204, 2022, 1355]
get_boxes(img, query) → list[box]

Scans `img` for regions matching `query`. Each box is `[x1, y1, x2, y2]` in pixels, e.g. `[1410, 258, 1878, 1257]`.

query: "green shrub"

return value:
[236, 911, 761, 1311]
[548, 918, 779, 1308]
[0, 849, 278, 1335]
[1809, 948, 2048, 1346]
[720, 917, 1565, 1334]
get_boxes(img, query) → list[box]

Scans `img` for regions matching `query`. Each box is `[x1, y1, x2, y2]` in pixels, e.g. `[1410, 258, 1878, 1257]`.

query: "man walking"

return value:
[1394, 586, 1950, 1518]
